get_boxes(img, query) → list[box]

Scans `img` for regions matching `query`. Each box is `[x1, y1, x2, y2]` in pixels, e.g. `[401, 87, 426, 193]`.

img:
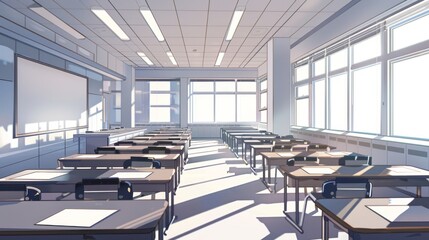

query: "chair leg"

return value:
[274, 167, 278, 193]
[298, 194, 316, 229]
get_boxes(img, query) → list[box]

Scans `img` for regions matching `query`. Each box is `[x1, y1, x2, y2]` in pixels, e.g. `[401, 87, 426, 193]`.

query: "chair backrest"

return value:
[154, 140, 175, 145]
[123, 156, 161, 169]
[75, 178, 133, 200]
[0, 184, 41, 201]
[307, 144, 331, 151]
[338, 155, 372, 166]
[287, 156, 318, 165]
[142, 146, 171, 154]
[272, 144, 292, 152]
[168, 137, 181, 140]
[114, 140, 136, 146]
[94, 147, 119, 154]
[291, 139, 309, 144]
[321, 177, 372, 199]
[282, 135, 294, 139]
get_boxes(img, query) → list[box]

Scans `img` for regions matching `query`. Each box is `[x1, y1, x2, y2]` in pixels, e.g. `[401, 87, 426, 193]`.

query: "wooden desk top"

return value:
[0, 200, 166, 235]
[316, 198, 429, 233]
[279, 165, 429, 180]
[129, 138, 188, 144]
[260, 151, 349, 159]
[100, 145, 184, 151]
[60, 153, 180, 161]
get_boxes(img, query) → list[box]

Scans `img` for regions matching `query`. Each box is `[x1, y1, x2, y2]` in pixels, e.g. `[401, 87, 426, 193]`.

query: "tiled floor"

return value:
[166, 139, 361, 240]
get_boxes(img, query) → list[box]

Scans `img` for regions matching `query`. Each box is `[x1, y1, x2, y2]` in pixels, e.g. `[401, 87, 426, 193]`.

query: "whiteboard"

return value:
[15, 56, 88, 137]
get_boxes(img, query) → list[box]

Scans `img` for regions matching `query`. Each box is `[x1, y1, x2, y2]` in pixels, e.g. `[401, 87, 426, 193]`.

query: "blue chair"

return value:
[142, 146, 171, 154]
[94, 147, 119, 154]
[339, 155, 372, 166]
[75, 178, 133, 200]
[114, 140, 136, 146]
[123, 156, 161, 169]
[0, 184, 41, 201]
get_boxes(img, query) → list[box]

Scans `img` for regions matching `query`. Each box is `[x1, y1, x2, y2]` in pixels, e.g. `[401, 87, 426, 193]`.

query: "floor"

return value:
[166, 139, 351, 240]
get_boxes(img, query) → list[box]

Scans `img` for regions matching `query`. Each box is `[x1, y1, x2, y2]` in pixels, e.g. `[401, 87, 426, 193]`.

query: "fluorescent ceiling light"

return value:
[92, 8, 130, 41]
[137, 52, 154, 65]
[215, 52, 225, 66]
[140, 9, 164, 41]
[226, 10, 244, 41]
[29, 5, 85, 39]
[166, 51, 177, 65]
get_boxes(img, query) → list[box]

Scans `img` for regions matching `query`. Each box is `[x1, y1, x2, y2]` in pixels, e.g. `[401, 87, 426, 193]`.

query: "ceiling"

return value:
[1, 0, 352, 68]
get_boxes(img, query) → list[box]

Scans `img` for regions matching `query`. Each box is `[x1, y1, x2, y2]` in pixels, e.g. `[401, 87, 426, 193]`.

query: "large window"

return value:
[329, 73, 348, 131]
[189, 79, 256, 123]
[135, 80, 180, 124]
[259, 76, 268, 123]
[390, 12, 429, 51]
[313, 79, 325, 128]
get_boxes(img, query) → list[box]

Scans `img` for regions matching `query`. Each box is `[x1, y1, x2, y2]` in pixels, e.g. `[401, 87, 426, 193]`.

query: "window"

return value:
[329, 73, 348, 131]
[189, 79, 256, 123]
[314, 58, 325, 76]
[329, 48, 348, 71]
[313, 79, 325, 128]
[259, 77, 268, 124]
[260, 92, 267, 109]
[135, 80, 180, 124]
[391, 12, 429, 51]
[295, 64, 309, 82]
[260, 109, 267, 123]
[352, 34, 381, 63]
[391, 53, 429, 139]
[352, 64, 381, 134]
[296, 84, 309, 127]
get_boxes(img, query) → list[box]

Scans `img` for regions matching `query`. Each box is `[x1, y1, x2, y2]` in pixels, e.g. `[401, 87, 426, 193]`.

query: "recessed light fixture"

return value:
[91, 8, 130, 41]
[29, 4, 85, 39]
[215, 52, 225, 66]
[140, 9, 165, 41]
[166, 51, 177, 65]
[137, 52, 153, 65]
[226, 10, 244, 41]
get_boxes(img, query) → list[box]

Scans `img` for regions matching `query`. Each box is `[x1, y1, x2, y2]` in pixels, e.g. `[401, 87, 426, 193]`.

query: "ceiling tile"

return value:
[245, 0, 270, 11]
[67, 9, 101, 24]
[288, 0, 307, 12]
[206, 26, 227, 38]
[205, 37, 223, 46]
[232, 26, 252, 38]
[133, 25, 160, 37]
[153, 11, 179, 26]
[160, 26, 183, 37]
[255, 11, 284, 26]
[208, 11, 233, 26]
[55, 0, 88, 9]
[167, 37, 185, 46]
[238, 46, 255, 53]
[177, 11, 207, 26]
[242, 37, 262, 46]
[239, 11, 262, 26]
[228, 37, 245, 46]
[248, 27, 270, 38]
[265, 0, 295, 12]
[185, 45, 204, 53]
[117, 10, 147, 25]
[146, 0, 175, 10]
[205, 46, 221, 53]
[109, 0, 140, 10]
[283, 12, 317, 27]
[323, 0, 351, 12]
[181, 26, 206, 37]
[299, 0, 331, 12]
[210, 0, 238, 11]
[184, 37, 205, 45]
[139, 37, 161, 46]
[175, 0, 209, 11]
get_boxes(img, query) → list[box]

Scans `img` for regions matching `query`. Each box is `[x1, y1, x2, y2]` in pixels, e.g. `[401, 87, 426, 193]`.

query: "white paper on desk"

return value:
[302, 167, 335, 174]
[143, 154, 168, 158]
[75, 154, 103, 159]
[387, 166, 429, 176]
[109, 172, 152, 179]
[36, 209, 118, 228]
[277, 152, 295, 157]
[367, 205, 429, 222]
[117, 146, 131, 149]
[15, 172, 69, 180]
[326, 151, 351, 156]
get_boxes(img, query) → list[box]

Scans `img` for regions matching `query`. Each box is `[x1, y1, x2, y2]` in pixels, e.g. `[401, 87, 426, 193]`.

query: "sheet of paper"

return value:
[367, 205, 429, 222]
[36, 209, 118, 228]
[15, 172, 69, 180]
[143, 154, 167, 158]
[117, 146, 131, 149]
[109, 172, 152, 179]
[75, 154, 103, 159]
[302, 167, 335, 174]
[387, 166, 429, 176]
[326, 151, 350, 156]
[277, 152, 295, 157]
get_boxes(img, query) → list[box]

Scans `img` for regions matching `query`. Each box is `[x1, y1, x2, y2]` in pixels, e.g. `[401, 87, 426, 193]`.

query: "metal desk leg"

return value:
[164, 181, 176, 233]
[284, 175, 288, 211]
[268, 164, 271, 184]
[159, 213, 165, 240]
[283, 178, 304, 233]
[322, 214, 329, 240]
[417, 186, 422, 197]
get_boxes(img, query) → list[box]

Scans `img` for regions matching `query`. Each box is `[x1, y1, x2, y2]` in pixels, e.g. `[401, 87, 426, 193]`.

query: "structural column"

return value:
[180, 77, 189, 128]
[121, 64, 135, 128]
[267, 37, 291, 135]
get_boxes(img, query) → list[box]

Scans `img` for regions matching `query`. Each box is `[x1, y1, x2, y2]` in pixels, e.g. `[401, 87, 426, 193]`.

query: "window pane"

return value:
[237, 95, 256, 122]
[352, 64, 381, 134]
[150, 107, 170, 122]
[192, 94, 214, 122]
[260, 92, 267, 109]
[314, 58, 326, 76]
[150, 93, 170, 105]
[392, 13, 429, 51]
[150, 81, 170, 91]
[260, 110, 267, 123]
[193, 81, 214, 92]
[260, 80, 267, 91]
[392, 53, 429, 139]
[296, 98, 309, 127]
[215, 95, 235, 122]
[297, 85, 309, 98]
[329, 73, 348, 130]
[237, 81, 256, 92]
[215, 81, 235, 92]
[329, 49, 347, 71]
[352, 34, 381, 64]
[296, 64, 309, 82]
[314, 79, 325, 128]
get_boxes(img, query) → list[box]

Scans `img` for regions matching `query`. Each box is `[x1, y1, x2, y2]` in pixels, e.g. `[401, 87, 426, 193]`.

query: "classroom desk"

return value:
[233, 135, 279, 158]
[126, 139, 189, 160]
[58, 154, 181, 190]
[260, 151, 351, 186]
[220, 127, 257, 143]
[223, 129, 262, 146]
[0, 168, 175, 230]
[73, 128, 146, 154]
[279, 165, 429, 233]
[316, 197, 429, 240]
[0, 200, 166, 240]
[97, 145, 185, 173]
[228, 133, 274, 154]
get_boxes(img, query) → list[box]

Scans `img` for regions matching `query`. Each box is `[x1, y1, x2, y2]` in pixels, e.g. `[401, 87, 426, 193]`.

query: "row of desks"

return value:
[0, 128, 192, 239]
